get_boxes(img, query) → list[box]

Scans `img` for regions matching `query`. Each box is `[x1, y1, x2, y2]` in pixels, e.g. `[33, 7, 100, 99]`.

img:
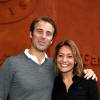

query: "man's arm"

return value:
[83, 69, 97, 81]
[0, 58, 13, 100]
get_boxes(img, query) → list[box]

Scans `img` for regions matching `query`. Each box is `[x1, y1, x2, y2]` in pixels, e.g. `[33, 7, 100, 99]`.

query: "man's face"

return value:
[30, 20, 54, 52]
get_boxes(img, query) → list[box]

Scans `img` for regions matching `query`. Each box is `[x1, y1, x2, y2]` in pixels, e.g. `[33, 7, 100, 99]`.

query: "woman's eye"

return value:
[58, 54, 63, 57]
[68, 55, 73, 58]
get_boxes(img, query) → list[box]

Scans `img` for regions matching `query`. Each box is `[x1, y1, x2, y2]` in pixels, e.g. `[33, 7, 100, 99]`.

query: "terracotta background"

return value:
[0, 0, 100, 93]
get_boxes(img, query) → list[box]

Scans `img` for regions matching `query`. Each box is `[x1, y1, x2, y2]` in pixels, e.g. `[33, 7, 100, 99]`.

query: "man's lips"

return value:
[38, 41, 46, 46]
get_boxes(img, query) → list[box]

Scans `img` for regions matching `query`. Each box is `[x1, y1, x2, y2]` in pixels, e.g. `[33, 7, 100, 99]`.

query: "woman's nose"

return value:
[62, 57, 67, 62]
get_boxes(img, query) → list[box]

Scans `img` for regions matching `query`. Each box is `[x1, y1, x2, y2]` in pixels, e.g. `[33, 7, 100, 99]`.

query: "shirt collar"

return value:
[24, 49, 48, 64]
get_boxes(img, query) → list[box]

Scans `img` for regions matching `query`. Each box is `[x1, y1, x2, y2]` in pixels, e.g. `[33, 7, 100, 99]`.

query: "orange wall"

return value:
[0, 0, 100, 92]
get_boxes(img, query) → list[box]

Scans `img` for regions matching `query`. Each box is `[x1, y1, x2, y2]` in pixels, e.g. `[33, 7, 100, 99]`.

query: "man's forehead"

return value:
[35, 20, 53, 28]
[34, 21, 54, 32]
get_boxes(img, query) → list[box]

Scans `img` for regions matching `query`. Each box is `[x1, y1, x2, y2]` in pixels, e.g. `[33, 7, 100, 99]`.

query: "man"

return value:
[0, 16, 97, 100]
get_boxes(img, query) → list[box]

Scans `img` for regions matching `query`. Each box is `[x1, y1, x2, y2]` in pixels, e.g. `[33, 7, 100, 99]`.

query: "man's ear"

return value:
[29, 32, 33, 38]
[50, 40, 53, 44]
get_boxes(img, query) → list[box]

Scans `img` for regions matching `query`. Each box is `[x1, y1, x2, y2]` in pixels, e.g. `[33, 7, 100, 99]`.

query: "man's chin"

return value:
[37, 47, 47, 52]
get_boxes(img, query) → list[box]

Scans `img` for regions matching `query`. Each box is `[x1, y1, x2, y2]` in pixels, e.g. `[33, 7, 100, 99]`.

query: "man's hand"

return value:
[83, 69, 97, 81]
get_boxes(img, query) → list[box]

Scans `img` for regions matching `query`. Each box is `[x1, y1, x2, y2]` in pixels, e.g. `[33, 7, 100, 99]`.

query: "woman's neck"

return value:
[62, 72, 74, 91]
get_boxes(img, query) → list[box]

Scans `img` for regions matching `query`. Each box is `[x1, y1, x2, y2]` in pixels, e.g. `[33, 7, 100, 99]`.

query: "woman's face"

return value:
[57, 45, 75, 73]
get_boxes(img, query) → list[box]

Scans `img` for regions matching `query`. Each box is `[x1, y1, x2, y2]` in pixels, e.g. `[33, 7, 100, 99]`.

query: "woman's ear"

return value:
[74, 61, 77, 65]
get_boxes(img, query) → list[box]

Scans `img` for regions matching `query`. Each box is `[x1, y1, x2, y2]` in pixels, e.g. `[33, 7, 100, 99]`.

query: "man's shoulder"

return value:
[0, 53, 28, 72]
[46, 57, 54, 64]
[3, 53, 25, 64]
[47, 57, 54, 62]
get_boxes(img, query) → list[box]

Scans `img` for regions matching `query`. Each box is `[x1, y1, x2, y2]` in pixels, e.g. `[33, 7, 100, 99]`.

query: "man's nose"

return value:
[42, 32, 46, 38]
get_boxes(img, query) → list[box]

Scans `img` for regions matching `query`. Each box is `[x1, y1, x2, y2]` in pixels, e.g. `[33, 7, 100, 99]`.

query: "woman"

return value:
[52, 40, 99, 100]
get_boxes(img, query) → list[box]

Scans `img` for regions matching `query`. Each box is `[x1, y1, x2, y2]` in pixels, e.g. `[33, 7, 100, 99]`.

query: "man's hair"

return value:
[30, 16, 57, 37]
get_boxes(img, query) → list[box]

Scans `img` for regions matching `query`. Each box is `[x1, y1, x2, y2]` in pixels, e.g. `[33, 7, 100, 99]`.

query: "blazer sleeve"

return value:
[88, 79, 100, 100]
[52, 77, 57, 100]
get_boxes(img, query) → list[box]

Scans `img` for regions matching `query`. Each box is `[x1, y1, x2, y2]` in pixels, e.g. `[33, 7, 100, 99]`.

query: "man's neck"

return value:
[29, 47, 46, 63]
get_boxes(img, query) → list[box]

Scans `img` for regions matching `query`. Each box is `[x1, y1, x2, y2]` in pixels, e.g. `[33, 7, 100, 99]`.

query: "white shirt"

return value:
[24, 49, 48, 64]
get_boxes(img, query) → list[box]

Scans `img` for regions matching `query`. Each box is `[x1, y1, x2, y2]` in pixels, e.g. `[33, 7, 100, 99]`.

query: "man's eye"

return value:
[37, 29, 43, 33]
[46, 31, 53, 36]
